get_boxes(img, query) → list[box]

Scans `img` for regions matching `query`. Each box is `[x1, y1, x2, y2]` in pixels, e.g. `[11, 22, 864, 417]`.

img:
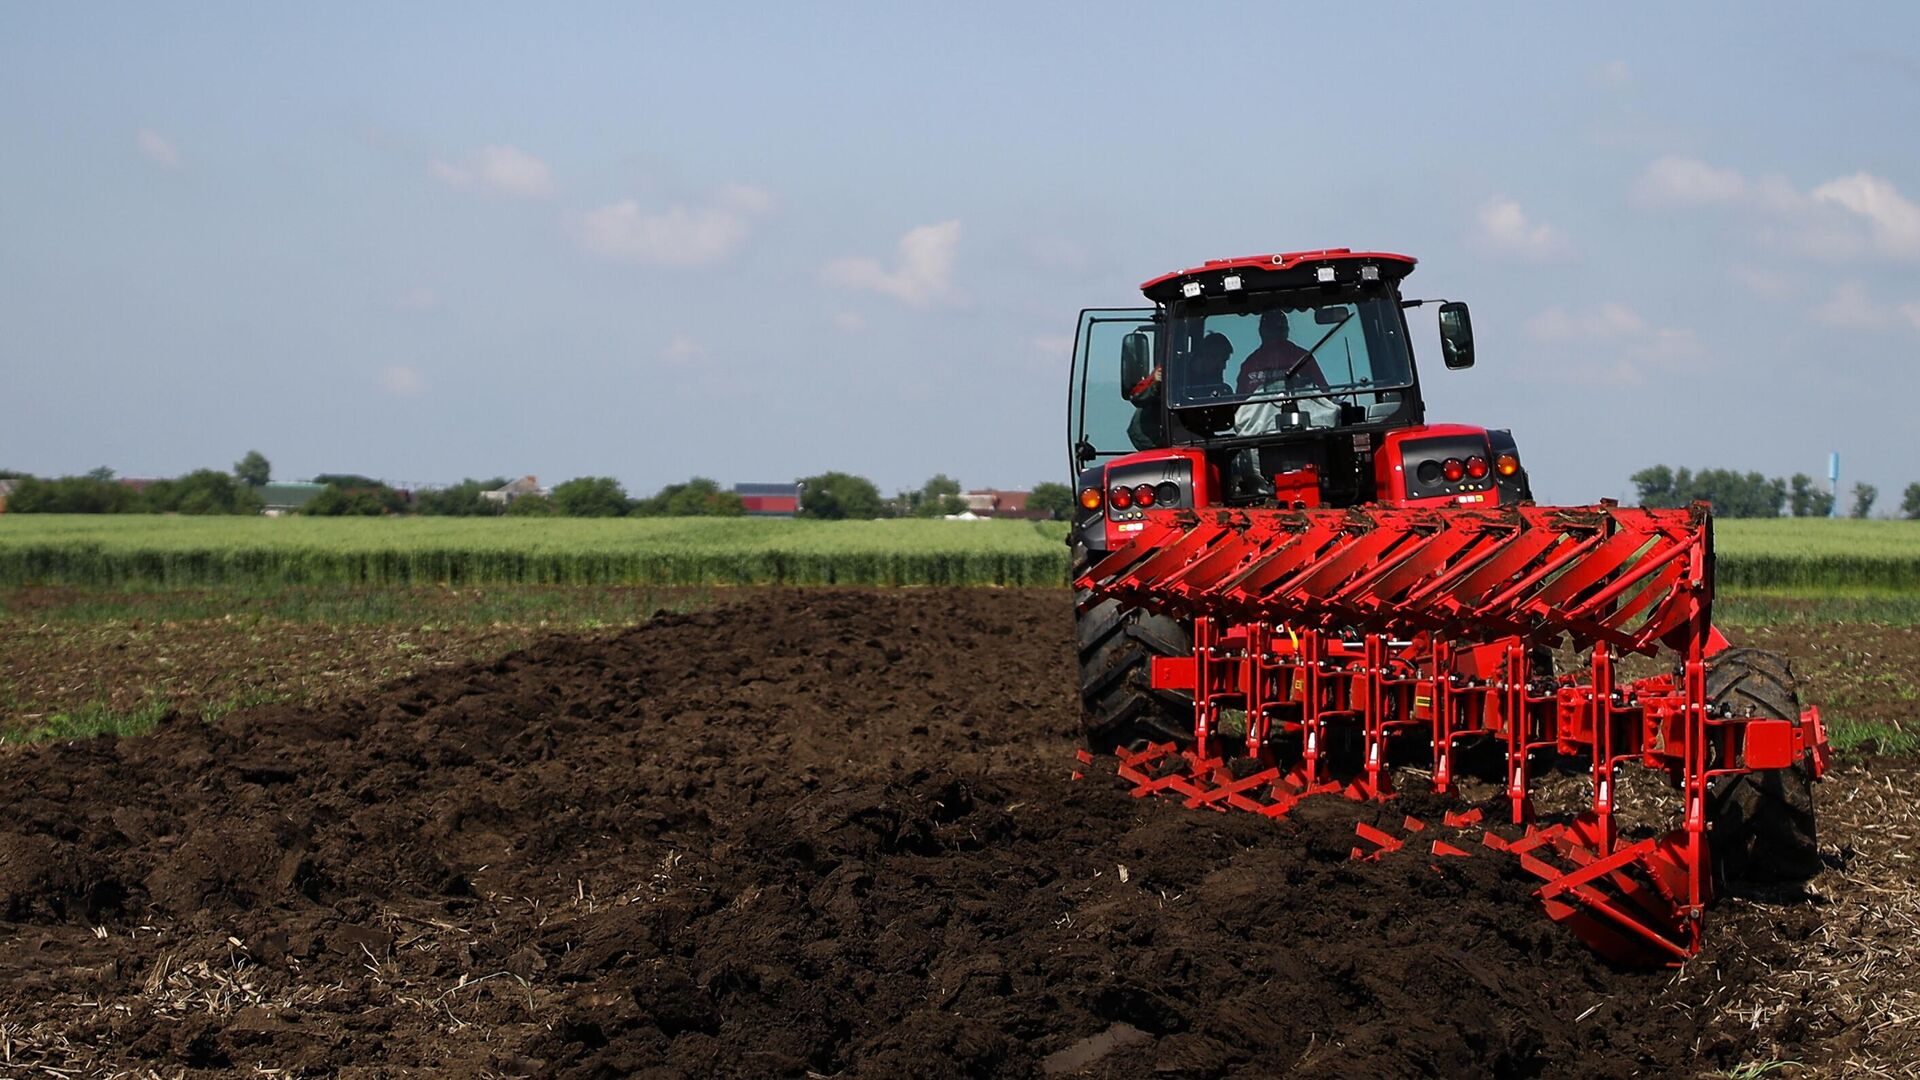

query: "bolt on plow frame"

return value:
[1075, 502, 1831, 966]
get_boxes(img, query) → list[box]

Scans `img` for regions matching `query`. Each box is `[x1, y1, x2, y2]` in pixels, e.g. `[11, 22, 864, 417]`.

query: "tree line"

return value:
[0, 455, 1080, 521]
[1631, 465, 1920, 519]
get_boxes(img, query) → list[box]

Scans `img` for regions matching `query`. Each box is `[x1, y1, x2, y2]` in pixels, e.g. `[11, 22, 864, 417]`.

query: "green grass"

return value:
[0, 516, 1072, 587]
[1826, 717, 1918, 756]
[1716, 591, 1920, 626]
[0, 514, 1911, 591]
[0, 698, 173, 744]
[1715, 518, 1920, 592]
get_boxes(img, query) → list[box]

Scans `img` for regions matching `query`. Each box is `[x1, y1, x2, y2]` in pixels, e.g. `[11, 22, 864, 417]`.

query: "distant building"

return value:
[260, 481, 326, 515]
[963, 489, 1049, 520]
[0, 478, 15, 513]
[734, 482, 800, 516]
[483, 476, 549, 506]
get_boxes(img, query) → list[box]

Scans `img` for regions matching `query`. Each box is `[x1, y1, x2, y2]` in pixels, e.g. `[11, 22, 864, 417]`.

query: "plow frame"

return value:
[1079, 503, 1828, 966]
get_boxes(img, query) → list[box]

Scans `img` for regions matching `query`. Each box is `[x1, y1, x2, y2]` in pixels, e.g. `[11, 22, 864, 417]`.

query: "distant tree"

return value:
[85, 466, 116, 482]
[910, 474, 967, 517]
[6, 474, 143, 513]
[0, 468, 29, 479]
[234, 450, 271, 487]
[1029, 481, 1075, 521]
[551, 476, 632, 517]
[798, 471, 885, 520]
[505, 493, 555, 516]
[1789, 474, 1836, 518]
[1630, 465, 1681, 509]
[632, 477, 745, 517]
[305, 474, 407, 516]
[1903, 482, 1920, 520]
[145, 469, 263, 514]
[416, 477, 510, 517]
[1633, 465, 1783, 517]
[1850, 482, 1878, 519]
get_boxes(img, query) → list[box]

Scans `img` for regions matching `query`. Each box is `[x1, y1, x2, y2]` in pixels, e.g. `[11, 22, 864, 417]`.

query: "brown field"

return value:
[0, 589, 1916, 1077]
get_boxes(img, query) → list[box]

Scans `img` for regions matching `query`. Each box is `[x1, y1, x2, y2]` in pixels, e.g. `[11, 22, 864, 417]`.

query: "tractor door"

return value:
[1068, 308, 1158, 477]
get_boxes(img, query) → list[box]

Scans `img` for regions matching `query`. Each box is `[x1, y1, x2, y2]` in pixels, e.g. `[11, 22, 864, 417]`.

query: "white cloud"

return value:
[1594, 59, 1632, 89]
[1632, 156, 1747, 206]
[1030, 334, 1075, 358]
[1729, 265, 1794, 299]
[1810, 172, 1920, 258]
[1901, 301, 1920, 332]
[823, 221, 964, 306]
[136, 129, 181, 169]
[430, 145, 554, 198]
[1631, 158, 1920, 261]
[1475, 199, 1568, 260]
[1524, 303, 1705, 387]
[573, 185, 773, 266]
[662, 334, 706, 365]
[378, 365, 426, 396]
[1812, 282, 1888, 328]
[1525, 303, 1646, 342]
[832, 312, 868, 333]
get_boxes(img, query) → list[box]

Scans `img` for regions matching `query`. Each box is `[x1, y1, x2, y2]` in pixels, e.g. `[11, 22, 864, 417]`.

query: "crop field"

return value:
[2, 514, 1917, 591]
[0, 525, 1916, 1076]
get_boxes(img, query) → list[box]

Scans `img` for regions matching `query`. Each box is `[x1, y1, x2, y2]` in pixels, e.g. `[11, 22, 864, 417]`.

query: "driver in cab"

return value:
[1236, 310, 1328, 396]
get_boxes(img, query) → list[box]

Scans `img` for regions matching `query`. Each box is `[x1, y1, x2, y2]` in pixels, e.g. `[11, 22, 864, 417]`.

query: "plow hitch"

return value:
[1077, 503, 1826, 967]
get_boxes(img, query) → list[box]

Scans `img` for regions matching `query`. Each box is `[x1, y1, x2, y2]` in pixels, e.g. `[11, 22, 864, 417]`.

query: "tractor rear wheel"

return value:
[1705, 647, 1821, 883]
[1073, 545, 1193, 750]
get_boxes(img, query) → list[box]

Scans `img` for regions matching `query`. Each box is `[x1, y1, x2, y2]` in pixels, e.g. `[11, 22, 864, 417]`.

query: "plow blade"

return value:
[1077, 502, 1825, 966]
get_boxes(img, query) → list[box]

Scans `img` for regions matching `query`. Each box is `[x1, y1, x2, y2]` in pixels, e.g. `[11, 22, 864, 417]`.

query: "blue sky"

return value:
[4, 4, 1918, 507]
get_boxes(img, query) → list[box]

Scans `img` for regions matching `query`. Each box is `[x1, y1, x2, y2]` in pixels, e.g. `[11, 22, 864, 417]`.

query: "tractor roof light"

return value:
[1497, 453, 1521, 477]
[1222, 274, 1243, 291]
[1360, 264, 1381, 282]
[1316, 266, 1337, 283]
[1079, 487, 1103, 511]
[1181, 281, 1203, 298]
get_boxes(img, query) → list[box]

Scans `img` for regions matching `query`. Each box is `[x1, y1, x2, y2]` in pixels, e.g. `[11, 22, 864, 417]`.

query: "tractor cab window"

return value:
[1166, 291, 1414, 433]
[1068, 308, 1160, 470]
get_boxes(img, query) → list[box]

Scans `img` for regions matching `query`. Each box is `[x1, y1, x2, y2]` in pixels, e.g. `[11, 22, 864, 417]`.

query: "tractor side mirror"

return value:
[1119, 330, 1155, 401]
[1438, 302, 1475, 370]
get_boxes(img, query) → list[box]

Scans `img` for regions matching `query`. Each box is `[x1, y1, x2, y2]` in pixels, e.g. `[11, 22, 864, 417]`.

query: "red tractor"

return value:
[1065, 250, 1827, 964]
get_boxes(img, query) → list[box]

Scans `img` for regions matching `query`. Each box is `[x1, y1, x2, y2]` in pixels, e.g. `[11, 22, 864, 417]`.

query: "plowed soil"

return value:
[0, 590, 1883, 1078]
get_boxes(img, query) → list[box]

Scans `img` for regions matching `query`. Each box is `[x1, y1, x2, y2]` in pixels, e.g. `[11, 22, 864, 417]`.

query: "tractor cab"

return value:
[1069, 250, 1494, 515]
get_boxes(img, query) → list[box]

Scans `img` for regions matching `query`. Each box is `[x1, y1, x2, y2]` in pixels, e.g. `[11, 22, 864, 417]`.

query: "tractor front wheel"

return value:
[1073, 546, 1193, 750]
[1705, 647, 1821, 883]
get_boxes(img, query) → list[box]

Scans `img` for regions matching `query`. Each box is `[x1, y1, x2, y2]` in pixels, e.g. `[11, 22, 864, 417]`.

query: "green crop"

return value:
[0, 514, 1910, 592]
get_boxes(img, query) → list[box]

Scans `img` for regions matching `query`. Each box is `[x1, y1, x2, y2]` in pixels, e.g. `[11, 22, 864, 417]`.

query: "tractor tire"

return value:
[1073, 545, 1193, 750]
[1705, 648, 1821, 883]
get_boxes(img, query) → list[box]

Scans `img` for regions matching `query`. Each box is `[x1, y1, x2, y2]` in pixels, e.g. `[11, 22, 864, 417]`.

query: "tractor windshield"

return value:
[1166, 291, 1414, 433]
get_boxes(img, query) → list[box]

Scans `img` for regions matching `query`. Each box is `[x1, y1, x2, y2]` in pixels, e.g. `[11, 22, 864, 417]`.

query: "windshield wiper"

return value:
[1286, 311, 1354, 380]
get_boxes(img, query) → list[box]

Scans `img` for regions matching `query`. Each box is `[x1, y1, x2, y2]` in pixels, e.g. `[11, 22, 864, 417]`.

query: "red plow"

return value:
[1075, 502, 1830, 966]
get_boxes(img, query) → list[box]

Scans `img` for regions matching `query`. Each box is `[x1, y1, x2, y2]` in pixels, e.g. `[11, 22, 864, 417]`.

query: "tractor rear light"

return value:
[1497, 453, 1520, 477]
[1466, 455, 1489, 479]
[1442, 458, 1466, 483]
[1154, 481, 1181, 506]
[1416, 459, 1442, 485]
[1079, 487, 1103, 511]
[1132, 484, 1156, 508]
[1109, 485, 1133, 510]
